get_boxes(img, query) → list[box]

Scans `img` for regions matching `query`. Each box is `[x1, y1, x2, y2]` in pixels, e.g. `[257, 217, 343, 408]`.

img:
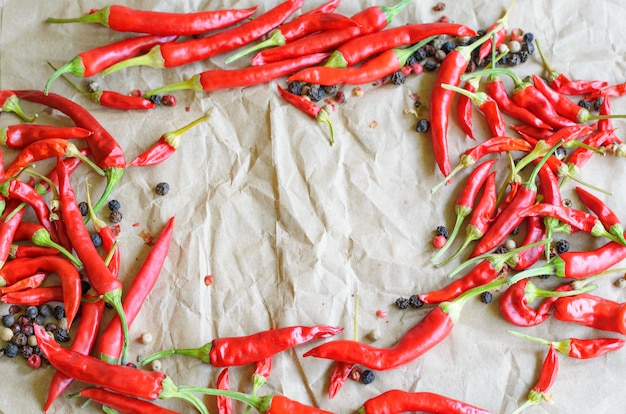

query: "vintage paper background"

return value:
[1, 0, 626, 412]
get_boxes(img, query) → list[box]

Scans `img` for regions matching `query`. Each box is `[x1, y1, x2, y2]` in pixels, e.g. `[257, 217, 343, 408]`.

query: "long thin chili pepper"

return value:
[535, 39, 607, 95]
[46, 4, 258, 35]
[437, 171, 498, 267]
[139, 325, 343, 367]
[276, 83, 335, 145]
[85, 179, 120, 276]
[33, 325, 209, 413]
[595, 91, 621, 145]
[43, 34, 178, 93]
[552, 293, 626, 334]
[512, 125, 554, 140]
[477, 21, 508, 63]
[575, 186, 626, 245]
[101, 0, 305, 74]
[429, 2, 514, 177]
[328, 361, 354, 399]
[74, 387, 179, 414]
[13, 222, 81, 267]
[0, 272, 46, 294]
[0, 124, 91, 149]
[95, 216, 174, 363]
[565, 129, 618, 176]
[250, 357, 272, 397]
[536, 163, 564, 251]
[431, 160, 496, 262]
[456, 76, 480, 140]
[56, 156, 130, 365]
[250, 0, 412, 66]
[508, 330, 625, 360]
[334, 22, 480, 69]
[304, 278, 507, 370]
[216, 368, 232, 414]
[44, 289, 105, 411]
[498, 278, 596, 327]
[517, 203, 622, 243]
[0, 91, 37, 122]
[1, 286, 64, 306]
[225, 12, 358, 64]
[511, 345, 559, 414]
[442, 83, 506, 138]
[129, 114, 210, 167]
[9, 245, 60, 260]
[358, 389, 492, 414]
[287, 36, 437, 86]
[143, 53, 330, 96]
[0, 199, 27, 269]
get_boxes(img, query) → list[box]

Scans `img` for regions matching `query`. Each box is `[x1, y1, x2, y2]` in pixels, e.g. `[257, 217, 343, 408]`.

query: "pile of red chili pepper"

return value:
[0, 0, 626, 413]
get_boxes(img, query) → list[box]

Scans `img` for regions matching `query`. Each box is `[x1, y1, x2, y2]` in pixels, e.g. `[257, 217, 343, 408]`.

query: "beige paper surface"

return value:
[1, 0, 626, 412]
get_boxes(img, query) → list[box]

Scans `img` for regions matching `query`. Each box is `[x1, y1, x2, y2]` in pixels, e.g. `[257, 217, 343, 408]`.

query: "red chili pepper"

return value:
[44, 290, 105, 411]
[456, 77, 480, 140]
[276, 84, 335, 145]
[85, 181, 120, 276]
[595, 91, 621, 144]
[535, 39, 607, 95]
[13, 221, 80, 267]
[287, 36, 436, 86]
[358, 389, 492, 414]
[1, 286, 64, 306]
[498, 279, 596, 327]
[46, 4, 258, 35]
[552, 293, 626, 334]
[508, 330, 625, 360]
[9, 245, 60, 260]
[226, 12, 359, 64]
[437, 171, 498, 267]
[323, 22, 477, 68]
[511, 346, 559, 414]
[216, 368, 232, 414]
[43, 34, 178, 93]
[0, 124, 91, 149]
[75, 387, 179, 414]
[431, 160, 496, 263]
[507, 216, 546, 271]
[565, 129, 616, 174]
[250, 0, 411, 66]
[429, 5, 512, 177]
[328, 362, 354, 399]
[56, 156, 130, 364]
[0, 272, 46, 295]
[442, 83, 507, 138]
[301, 0, 340, 16]
[95, 217, 174, 363]
[129, 114, 210, 166]
[143, 52, 329, 96]
[575, 186, 626, 244]
[33, 325, 208, 413]
[0, 91, 37, 122]
[140, 325, 343, 367]
[0, 200, 27, 269]
[512, 125, 554, 141]
[478, 23, 507, 62]
[101, 0, 305, 74]
[304, 279, 506, 370]
[250, 356, 272, 395]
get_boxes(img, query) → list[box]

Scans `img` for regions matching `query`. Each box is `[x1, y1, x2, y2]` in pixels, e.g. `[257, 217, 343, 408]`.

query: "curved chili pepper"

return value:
[56, 156, 130, 364]
[429, 5, 513, 177]
[575, 186, 626, 245]
[9, 245, 60, 259]
[321, 22, 477, 68]
[0, 91, 37, 122]
[13, 221, 80, 267]
[143, 52, 329, 96]
[140, 325, 343, 367]
[250, 0, 412, 66]
[328, 361, 354, 399]
[552, 293, 626, 334]
[535, 39, 607, 95]
[287, 36, 437, 86]
[304, 279, 506, 370]
[438, 171, 498, 267]
[276, 84, 335, 145]
[95, 216, 174, 363]
[75, 387, 180, 414]
[498, 279, 596, 327]
[33, 325, 209, 413]
[1, 286, 64, 306]
[43, 34, 178, 93]
[46, 4, 258, 35]
[85, 181, 120, 277]
[508, 330, 625, 360]
[0, 124, 91, 149]
[512, 125, 554, 140]
[431, 160, 496, 262]
[226, 12, 358, 64]
[507, 216, 546, 271]
[358, 389, 492, 414]
[0, 199, 27, 269]
[442, 83, 506, 138]
[101, 0, 305, 74]
[511, 346, 559, 414]
[250, 357, 272, 396]
[216, 368, 232, 414]
[456, 77, 479, 140]
[517, 203, 621, 243]
[478, 22, 507, 63]
[595, 91, 621, 144]
[129, 114, 210, 166]
[0, 272, 46, 294]
[565, 129, 616, 175]
[44, 290, 105, 411]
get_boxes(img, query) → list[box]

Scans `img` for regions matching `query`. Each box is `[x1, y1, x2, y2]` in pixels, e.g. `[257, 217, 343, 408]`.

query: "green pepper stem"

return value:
[143, 75, 203, 98]
[440, 277, 508, 323]
[431, 154, 476, 194]
[2, 95, 37, 123]
[163, 114, 211, 148]
[85, 167, 125, 224]
[394, 36, 438, 67]
[65, 144, 105, 176]
[44, 59, 86, 95]
[32, 228, 83, 268]
[324, 50, 349, 69]
[102, 289, 130, 365]
[177, 385, 272, 414]
[380, 0, 412, 24]
[140, 342, 212, 365]
[431, 205, 471, 264]
[101, 45, 165, 76]
[45, 6, 111, 26]
[524, 280, 597, 303]
[160, 377, 210, 414]
[435, 225, 483, 268]
[508, 330, 573, 357]
[101, 406, 119, 414]
[317, 107, 335, 146]
[441, 83, 487, 107]
[507, 262, 556, 285]
[226, 29, 287, 65]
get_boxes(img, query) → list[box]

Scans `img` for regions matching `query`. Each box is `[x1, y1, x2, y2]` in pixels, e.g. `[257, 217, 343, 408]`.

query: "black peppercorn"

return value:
[415, 119, 430, 133]
[395, 297, 409, 310]
[109, 210, 123, 224]
[4, 342, 19, 358]
[361, 369, 375, 384]
[53, 305, 65, 320]
[38, 304, 52, 319]
[78, 201, 89, 217]
[436, 225, 449, 239]
[2, 314, 14, 327]
[390, 71, 406, 85]
[55, 329, 70, 343]
[155, 182, 170, 196]
[91, 233, 103, 247]
[408, 295, 424, 308]
[287, 81, 303, 96]
[480, 291, 493, 304]
[108, 199, 121, 211]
